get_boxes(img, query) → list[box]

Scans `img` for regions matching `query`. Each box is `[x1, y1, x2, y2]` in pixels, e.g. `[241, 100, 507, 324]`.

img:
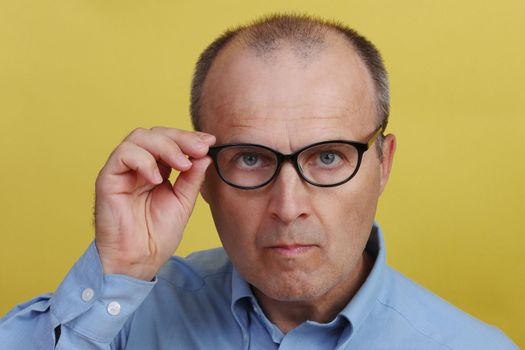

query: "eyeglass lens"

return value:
[215, 143, 360, 188]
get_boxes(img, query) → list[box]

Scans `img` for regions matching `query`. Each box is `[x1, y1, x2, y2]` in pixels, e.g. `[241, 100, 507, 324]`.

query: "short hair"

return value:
[190, 14, 389, 153]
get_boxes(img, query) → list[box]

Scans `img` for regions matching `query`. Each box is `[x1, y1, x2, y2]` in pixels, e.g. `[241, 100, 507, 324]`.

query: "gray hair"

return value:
[190, 14, 389, 153]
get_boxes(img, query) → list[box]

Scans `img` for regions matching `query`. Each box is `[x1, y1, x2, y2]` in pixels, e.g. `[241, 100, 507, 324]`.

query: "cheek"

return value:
[207, 181, 265, 252]
[318, 170, 379, 226]
[315, 170, 380, 256]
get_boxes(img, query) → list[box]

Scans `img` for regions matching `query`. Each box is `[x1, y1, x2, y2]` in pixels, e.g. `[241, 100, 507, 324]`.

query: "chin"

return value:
[255, 277, 328, 302]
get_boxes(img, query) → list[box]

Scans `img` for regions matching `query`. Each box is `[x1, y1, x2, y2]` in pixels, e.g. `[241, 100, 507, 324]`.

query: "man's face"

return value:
[200, 37, 394, 304]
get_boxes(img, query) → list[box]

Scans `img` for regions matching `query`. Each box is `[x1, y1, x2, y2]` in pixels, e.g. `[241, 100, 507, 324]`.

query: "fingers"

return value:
[133, 127, 214, 155]
[172, 157, 213, 211]
[149, 126, 216, 153]
[124, 127, 214, 171]
[101, 127, 215, 181]
[116, 142, 164, 184]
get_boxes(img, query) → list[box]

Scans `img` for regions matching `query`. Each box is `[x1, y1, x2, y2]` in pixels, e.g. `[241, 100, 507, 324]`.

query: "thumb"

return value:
[172, 156, 212, 212]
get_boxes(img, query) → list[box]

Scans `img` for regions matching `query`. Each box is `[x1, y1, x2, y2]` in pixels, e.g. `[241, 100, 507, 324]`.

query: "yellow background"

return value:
[1, 0, 523, 346]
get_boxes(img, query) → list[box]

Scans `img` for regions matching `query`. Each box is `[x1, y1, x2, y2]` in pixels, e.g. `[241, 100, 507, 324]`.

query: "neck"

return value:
[252, 251, 374, 334]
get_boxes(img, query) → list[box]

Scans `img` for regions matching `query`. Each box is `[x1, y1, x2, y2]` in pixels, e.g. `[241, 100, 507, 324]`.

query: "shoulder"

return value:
[155, 247, 232, 291]
[376, 266, 517, 349]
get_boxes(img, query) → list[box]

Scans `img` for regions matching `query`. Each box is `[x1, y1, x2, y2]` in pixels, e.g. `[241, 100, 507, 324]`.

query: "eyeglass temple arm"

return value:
[367, 126, 384, 148]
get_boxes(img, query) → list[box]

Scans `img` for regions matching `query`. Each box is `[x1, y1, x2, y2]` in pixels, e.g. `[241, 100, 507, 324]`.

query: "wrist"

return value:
[95, 243, 159, 281]
[101, 259, 158, 281]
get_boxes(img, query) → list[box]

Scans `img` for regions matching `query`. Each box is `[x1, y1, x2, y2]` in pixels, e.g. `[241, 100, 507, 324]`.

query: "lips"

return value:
[266, 244, 317, 256]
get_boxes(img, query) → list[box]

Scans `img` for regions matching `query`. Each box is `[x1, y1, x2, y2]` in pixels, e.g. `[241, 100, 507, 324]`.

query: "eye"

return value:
[233, 152, 270, 169]
[314, 150, 343, 168]
[319, 151, 338, 165]
[240, 153, 259, 167]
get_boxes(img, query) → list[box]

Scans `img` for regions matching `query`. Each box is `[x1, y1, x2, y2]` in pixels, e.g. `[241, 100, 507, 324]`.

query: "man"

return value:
[0, 14, 517, 349]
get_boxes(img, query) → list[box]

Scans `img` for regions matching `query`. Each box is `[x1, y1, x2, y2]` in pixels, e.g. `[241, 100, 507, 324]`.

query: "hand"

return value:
[94, 127, 215, 280]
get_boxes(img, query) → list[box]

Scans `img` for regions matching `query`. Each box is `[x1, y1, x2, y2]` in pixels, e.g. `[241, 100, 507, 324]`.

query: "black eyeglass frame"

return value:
[207, 126, 384, 190]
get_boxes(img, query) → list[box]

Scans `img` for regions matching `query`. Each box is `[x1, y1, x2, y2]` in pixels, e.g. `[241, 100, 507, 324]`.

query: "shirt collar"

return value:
[231, 264, 254, 303]
[230, 223, 386, 336]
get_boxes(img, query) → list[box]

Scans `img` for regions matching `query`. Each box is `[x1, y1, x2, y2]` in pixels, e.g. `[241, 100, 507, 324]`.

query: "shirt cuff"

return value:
[50, 241, 156, 343]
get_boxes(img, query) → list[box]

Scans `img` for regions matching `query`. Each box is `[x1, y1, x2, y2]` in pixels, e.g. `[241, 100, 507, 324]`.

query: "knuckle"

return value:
[150, 126, 165, 132]
[117, 140, 134, 154]
[127, 127, 148, 140]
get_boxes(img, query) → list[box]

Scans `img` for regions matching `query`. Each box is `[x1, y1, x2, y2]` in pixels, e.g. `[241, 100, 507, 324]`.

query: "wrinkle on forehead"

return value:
[228, 114, 345, 125]
[208, 99, 369, 127]
[201, 32, 379, 150]
[220, 115, 365, 153]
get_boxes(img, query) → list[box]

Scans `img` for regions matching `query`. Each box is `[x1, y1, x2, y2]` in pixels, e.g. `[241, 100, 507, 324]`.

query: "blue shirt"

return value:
[0, 225, 518, 349]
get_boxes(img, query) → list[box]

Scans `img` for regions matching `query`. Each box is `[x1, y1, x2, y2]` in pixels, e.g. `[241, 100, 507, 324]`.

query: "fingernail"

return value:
[178, 155, 192, 168]
[153, 170, 163, 184]
[197, 133, 215, 142]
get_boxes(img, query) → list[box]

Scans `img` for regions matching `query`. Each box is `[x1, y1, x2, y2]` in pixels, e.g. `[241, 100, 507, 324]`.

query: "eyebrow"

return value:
[218, 116, 373, 148]
[215, 136, 370, 153]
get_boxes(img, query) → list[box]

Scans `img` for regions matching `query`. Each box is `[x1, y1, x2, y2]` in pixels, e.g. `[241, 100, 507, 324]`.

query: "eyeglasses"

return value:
[207, 126, 383, 190]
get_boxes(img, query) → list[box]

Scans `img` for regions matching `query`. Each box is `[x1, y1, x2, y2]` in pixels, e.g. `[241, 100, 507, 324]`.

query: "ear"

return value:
[379, 134, 396, 195]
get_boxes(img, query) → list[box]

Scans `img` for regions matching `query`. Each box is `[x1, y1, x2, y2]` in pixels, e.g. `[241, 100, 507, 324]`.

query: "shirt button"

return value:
[107, 301, 121, 316]
[81, 288, 95, 302]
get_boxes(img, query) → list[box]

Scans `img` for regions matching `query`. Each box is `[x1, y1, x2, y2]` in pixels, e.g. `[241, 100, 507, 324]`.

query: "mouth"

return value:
[266, 244, 318, 257]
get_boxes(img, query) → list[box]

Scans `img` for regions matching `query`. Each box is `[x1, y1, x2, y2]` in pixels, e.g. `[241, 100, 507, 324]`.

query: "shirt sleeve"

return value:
[0, 242, 156, 350]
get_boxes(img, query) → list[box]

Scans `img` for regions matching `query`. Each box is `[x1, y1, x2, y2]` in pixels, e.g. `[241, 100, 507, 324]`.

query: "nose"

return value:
[267, 162, 310, 224]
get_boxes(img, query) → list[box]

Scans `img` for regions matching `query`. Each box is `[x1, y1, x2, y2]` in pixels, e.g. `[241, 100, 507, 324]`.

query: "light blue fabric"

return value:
[0, 225, 518, 349]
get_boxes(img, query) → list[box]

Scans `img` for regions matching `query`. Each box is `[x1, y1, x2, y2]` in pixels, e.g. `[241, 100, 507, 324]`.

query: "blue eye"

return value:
[319, 152, 336, 165]
[234, 152, 265, 169]
[242, 154, 259, 167]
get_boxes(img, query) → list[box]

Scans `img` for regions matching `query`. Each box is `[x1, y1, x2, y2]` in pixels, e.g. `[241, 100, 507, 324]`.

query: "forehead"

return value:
[200, 35, 377, 149]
